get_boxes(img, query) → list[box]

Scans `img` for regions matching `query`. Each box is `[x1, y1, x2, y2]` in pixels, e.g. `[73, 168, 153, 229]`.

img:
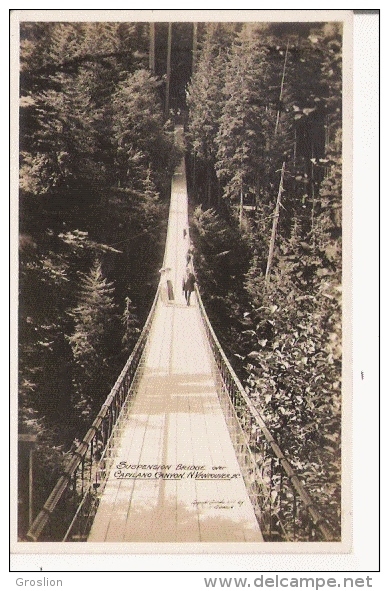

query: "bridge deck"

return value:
[88, 130, 263, 543]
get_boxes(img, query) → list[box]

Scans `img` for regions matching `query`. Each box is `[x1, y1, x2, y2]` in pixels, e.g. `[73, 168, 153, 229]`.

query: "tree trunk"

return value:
[164, 22, 172, 119]
[149, 23, 155, 74]
[324, 114, 330, 178]
[207, 171, 211, 207]
[192, 23, 198, 73]
[239, 184, 244, 229]
[255, 172, 260, 212]
[311, 145, 316, 245]
[293, 127, 297, 165]
[192, 153, 196, 190]
[275, 40, 289, 136]
[311, 180, 316, 246]
[265, 162, 286, 283]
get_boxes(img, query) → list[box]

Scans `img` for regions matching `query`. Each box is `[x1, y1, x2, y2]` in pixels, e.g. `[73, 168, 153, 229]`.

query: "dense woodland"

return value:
[18, 21, 342, 539]
[186, 22, 342, 537]
[18, 22, 181, 531]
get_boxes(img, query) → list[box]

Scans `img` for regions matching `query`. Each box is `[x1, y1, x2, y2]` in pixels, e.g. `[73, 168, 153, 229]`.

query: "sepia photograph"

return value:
[11, 9, 354, 556]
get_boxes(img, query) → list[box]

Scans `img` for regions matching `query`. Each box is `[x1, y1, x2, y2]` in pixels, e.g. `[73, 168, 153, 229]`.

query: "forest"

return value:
[18, 20, 342, 539]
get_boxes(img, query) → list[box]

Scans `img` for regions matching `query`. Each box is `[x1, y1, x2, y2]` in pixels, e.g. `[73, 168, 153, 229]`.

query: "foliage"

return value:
[190, 205, 251, 355]
[187, 21, 343, 538]
[66, 259, 120, 419]
[186, 24, 240, 206]
[215, 26, 268, 202]
[18, 22, 178, 537]
[186, 25, 231, 165]
[122, 296, 140, 354]
[111, 69, 181, 194]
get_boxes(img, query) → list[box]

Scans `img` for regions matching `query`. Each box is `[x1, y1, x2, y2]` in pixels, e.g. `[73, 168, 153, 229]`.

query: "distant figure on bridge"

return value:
[186, 244, 194, 265]
[183, 227, 187, 239]
[182, 268, 196, 306]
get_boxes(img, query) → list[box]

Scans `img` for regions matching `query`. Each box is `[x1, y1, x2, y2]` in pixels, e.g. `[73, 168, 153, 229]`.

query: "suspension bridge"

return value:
[26, 127, 333, 544]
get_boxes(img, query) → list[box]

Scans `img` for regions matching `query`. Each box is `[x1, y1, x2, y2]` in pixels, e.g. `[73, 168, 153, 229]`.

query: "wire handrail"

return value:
[194, 284, 334, 542]
[26, 286, 160, 542]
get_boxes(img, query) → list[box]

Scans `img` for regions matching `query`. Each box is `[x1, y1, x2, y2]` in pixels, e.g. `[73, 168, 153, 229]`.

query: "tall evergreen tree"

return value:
[111, 68, 179, 195]
[215, 25, 267, 204]
[186, 23, 237, 206]
[121, 296, 140, 354]
[67, 259, 119, 419]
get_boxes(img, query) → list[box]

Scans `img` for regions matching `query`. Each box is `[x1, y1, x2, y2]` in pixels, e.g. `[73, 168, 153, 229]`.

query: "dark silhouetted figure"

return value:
[182, 269, 196, 306]
[186, 244, 194, 265]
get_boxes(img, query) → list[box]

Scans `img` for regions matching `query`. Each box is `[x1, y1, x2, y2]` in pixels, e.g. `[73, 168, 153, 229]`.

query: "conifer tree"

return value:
[67, 259, 119, 418]
[111, 68, 179, 194]
[121, 296, 140, 354]
[215, 25, 267, 204]
[186, 23, 236, 205]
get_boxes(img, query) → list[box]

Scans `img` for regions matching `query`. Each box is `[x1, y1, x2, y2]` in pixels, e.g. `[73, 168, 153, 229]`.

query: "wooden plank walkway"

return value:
[88, 128, 263, 543]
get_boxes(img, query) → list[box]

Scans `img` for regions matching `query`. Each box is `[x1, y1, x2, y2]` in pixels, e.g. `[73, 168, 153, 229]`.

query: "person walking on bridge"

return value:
[186, 243, 194, 265]
[182, 268, 196, 306]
